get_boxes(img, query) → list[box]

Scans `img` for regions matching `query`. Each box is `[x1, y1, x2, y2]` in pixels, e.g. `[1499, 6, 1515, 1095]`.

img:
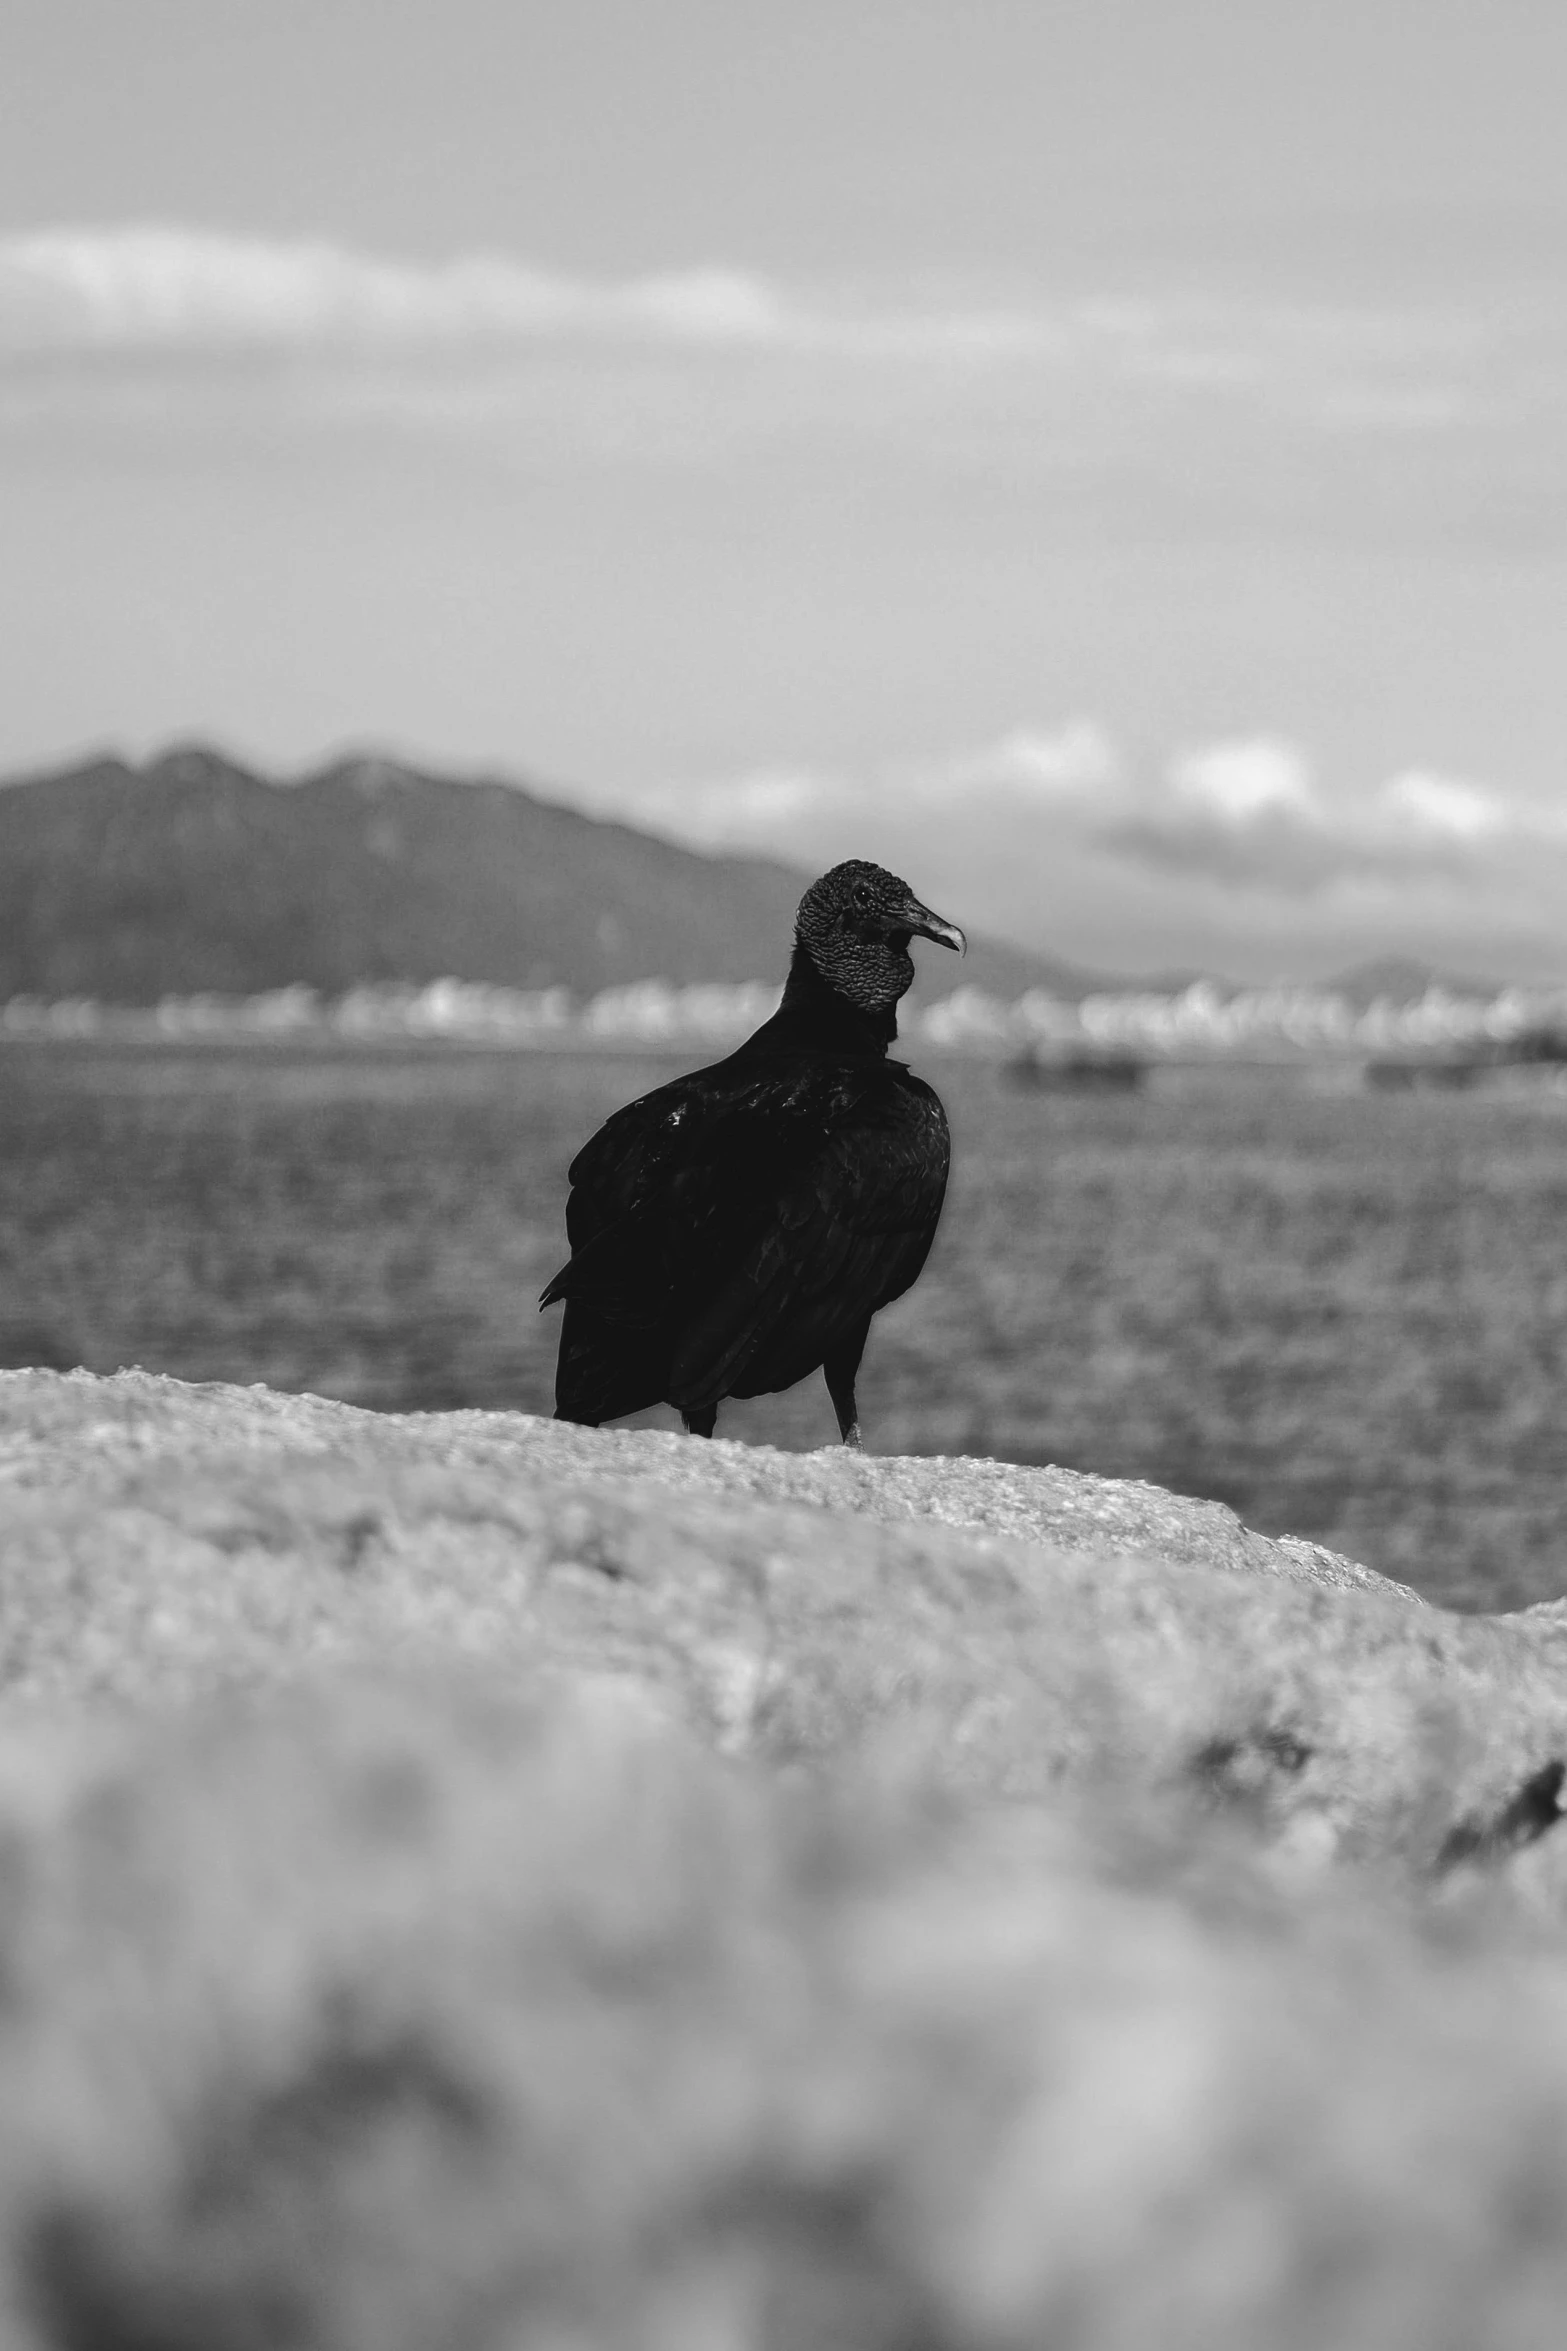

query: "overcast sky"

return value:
[4, 0, 1566, 979]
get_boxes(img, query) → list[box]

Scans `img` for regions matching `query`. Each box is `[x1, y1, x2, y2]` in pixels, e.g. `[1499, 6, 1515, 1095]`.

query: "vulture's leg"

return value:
[823, 1319, 871, 1449]
[681, 1405, 718, 1439]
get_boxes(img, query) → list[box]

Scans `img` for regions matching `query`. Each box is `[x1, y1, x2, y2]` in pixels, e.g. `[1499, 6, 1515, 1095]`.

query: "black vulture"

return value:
[540, 859, 965, 1444]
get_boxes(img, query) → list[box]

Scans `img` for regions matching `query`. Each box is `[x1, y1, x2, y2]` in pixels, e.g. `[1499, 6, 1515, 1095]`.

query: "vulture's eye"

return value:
[851, 880, 873, 910]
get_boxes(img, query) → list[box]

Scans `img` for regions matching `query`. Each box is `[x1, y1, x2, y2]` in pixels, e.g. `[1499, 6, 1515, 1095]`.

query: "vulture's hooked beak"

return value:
[899, 897, 966, 956]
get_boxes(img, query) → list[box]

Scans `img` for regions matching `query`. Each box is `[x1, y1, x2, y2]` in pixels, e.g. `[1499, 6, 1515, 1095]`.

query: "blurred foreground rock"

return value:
[2, 1369, 1567, 2347]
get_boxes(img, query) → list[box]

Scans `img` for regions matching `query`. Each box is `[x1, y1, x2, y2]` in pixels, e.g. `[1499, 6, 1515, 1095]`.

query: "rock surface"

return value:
[2, 1367, 1567, 2348]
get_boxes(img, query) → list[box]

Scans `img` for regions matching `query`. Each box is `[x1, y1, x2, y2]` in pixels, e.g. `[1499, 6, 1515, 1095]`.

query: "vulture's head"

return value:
[794, 861, 965, 1012]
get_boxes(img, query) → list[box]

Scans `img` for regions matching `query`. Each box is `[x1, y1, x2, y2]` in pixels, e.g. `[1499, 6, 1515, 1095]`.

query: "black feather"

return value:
[541, 861, 961, 1443]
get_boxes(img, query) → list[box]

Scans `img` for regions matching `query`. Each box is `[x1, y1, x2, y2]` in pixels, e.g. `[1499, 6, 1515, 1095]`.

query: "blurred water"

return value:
[4, 1037, 1566, 1612]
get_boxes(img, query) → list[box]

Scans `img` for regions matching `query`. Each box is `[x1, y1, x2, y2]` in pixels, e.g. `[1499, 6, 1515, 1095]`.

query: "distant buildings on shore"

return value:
[6, 973, 1567, 1061]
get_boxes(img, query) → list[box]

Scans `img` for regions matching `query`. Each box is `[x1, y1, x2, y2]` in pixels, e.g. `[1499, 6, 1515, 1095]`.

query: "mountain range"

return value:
[0, 745, 1096, 1008]
[0, 745, 1506, 1012]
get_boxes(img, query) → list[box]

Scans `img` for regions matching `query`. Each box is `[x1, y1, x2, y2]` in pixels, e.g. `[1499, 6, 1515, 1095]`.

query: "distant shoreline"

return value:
[7, 970, 1567, 1065]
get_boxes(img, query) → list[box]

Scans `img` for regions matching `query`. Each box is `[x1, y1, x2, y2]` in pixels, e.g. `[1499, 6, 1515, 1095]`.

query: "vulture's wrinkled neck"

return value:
[742, 941, 898, 1057]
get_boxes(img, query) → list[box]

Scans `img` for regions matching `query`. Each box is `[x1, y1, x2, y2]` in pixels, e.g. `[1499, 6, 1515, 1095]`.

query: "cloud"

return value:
[947, 722, 1121, 803]
[631, 721, 1120, 852]
[615, 726, 1567, 982]
[1102, 742, 1341, 892]
[1376, 770, 1507, 841]
[0, 227, 1122, 368]
[0, 226, 1540, 405]
[0, 228, 791, 353]
[1171, 739, 1321, 823]
[1108, 739, 1323, 888]
[632, 729, 1541, 894]
[6, 228, 1561, 549]
[1100, 740, 1535, 895]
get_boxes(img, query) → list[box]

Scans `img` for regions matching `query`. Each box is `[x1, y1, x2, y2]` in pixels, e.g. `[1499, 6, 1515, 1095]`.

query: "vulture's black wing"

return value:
[541, 1056, 949, 1422]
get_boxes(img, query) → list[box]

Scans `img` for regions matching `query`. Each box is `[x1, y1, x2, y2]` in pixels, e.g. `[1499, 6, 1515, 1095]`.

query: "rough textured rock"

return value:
[0, 1364, 1416, 1600]
[0, 1368, 1556, 1864]
[2, 1368, 1567, 2349]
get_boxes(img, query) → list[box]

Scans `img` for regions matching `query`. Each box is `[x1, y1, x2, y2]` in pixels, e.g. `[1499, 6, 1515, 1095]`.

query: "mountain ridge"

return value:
[0, 742, 1521, 1010]
[0, 742, 1095, 1007]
